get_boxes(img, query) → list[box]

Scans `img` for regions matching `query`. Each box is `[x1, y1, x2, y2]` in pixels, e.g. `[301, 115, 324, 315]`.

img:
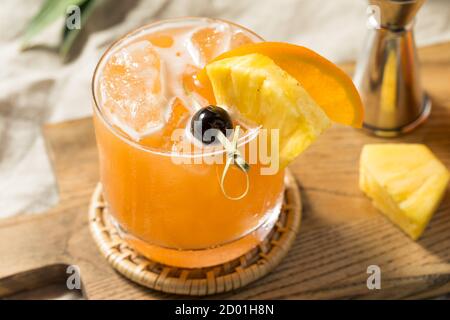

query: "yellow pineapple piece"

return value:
[360, 144, 449, 239]
[206, 53, 331, 169]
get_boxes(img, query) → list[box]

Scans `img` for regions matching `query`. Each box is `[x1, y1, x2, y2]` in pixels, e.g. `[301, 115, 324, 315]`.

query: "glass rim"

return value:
[91, 16, 264, 158]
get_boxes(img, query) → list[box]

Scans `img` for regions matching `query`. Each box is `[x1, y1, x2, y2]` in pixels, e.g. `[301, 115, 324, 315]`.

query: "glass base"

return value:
[107, 197, 282, 269]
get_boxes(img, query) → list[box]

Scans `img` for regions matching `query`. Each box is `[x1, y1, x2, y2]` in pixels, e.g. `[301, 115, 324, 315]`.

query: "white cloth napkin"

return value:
[0, 0, 449, 218]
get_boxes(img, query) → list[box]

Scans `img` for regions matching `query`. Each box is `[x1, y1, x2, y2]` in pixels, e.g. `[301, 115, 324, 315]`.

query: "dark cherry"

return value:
[190, 105, 233, 144]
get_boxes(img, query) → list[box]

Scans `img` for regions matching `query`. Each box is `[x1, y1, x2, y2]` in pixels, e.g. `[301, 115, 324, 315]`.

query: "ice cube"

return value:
[100, 40, 167, 139]
[231, 30, 254, 47]
[185, 23, 233, 67]
[185, 23, 259, 68]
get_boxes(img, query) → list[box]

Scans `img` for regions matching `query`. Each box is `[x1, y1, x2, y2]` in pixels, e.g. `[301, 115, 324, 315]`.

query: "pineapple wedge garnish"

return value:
[360, 144, 449, 239]
[206, 53, 331, 169]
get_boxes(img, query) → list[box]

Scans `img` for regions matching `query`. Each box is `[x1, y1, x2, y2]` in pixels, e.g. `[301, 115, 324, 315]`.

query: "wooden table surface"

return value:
[0, 42, 449, 300]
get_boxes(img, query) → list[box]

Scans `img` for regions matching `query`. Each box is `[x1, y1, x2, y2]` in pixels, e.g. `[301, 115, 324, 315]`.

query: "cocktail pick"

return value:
[217, 126, 250, 200]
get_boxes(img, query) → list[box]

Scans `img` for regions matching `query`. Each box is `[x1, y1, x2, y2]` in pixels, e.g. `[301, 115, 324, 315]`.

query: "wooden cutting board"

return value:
[0, 42, 449, 300]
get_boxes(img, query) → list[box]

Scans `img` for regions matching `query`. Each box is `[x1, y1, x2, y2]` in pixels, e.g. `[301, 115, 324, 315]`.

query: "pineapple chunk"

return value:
[360, 144, 449, 240]
[206, 53, 331, 169]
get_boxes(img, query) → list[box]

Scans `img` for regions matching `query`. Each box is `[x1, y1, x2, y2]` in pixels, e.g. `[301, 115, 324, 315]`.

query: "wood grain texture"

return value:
[0, 43, 449, 300]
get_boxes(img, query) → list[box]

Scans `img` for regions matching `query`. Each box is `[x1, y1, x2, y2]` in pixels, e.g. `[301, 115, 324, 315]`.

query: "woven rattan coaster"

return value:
[88, 170, 301, 296]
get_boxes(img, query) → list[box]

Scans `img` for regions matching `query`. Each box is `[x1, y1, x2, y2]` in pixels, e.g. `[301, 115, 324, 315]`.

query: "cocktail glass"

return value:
[92, 17, 285, 268]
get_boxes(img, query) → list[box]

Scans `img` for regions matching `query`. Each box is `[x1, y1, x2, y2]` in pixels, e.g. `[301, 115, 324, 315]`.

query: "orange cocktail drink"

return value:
[92, 18, 285, 268]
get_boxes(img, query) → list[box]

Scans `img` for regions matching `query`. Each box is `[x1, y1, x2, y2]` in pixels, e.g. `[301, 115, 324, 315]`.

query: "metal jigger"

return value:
[354, 0, 431, 137]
